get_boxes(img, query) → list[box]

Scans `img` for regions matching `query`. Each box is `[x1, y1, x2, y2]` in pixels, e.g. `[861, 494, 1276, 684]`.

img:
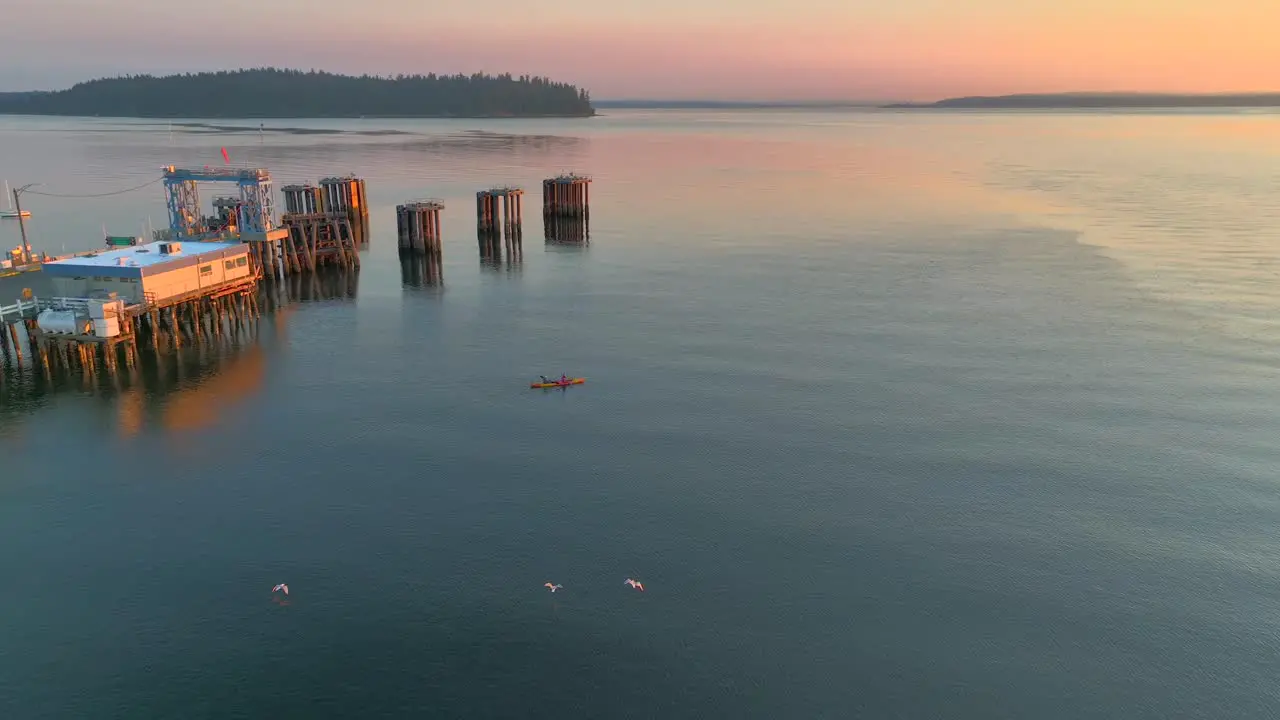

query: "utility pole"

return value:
[13, 183, 38, 264]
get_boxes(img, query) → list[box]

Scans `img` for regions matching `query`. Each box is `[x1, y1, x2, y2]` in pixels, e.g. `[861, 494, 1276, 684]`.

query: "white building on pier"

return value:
[41, 240, 253, 306]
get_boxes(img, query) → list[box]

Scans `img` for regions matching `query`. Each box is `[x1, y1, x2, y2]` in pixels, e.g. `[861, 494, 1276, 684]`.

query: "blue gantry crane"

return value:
[162, 165, 278, 241]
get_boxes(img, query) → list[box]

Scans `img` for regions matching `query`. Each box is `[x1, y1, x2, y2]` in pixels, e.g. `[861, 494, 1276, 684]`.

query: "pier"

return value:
[0, 241, 263, 378]
[0, 262, 362, 412]
[1, 163, 375, 383]
[3, 166, 608, 378]
[161, 165, 290, 279]
[159, 166, 369, 280]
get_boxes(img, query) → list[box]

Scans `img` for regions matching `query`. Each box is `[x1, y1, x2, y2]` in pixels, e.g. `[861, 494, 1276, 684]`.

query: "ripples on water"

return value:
[2, 110, 1280, 718]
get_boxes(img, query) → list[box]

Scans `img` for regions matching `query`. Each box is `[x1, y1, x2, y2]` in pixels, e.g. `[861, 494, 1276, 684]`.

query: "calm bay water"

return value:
[2, 109, 1280, 718]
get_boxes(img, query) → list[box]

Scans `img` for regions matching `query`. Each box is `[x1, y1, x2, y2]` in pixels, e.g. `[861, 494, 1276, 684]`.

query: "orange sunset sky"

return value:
[2, 0, 1276, 100]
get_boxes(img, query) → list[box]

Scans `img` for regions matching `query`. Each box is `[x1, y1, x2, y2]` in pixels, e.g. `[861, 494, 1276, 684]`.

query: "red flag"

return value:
[221, 147, 230, 164]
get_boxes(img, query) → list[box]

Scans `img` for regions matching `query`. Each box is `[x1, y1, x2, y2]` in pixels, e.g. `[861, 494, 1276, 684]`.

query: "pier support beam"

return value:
[279, 212, 360, 276]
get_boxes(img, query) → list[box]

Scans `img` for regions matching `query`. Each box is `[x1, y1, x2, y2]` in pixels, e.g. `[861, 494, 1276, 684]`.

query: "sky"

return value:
[2, 0, 1277, 101]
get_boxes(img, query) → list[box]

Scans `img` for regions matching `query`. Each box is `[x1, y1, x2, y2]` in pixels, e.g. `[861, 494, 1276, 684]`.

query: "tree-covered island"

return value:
[0, 68, 596, 118]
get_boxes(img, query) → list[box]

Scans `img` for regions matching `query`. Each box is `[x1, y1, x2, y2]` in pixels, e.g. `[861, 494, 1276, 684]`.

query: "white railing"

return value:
[42, 297, 93, 314]
[0, 296, 127, 324]
[0, 297, 38, 323]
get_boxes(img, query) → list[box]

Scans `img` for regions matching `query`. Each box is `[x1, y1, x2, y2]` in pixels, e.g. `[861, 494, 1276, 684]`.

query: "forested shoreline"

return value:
[0, 68, 596, 118]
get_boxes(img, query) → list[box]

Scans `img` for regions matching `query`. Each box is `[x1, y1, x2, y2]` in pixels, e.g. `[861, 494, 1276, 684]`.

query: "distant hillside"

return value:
[0, 68, 595, 118]
[888, 92, 1280, 109]
[0, 91, 45, 102]
[594, 100, 876, 109]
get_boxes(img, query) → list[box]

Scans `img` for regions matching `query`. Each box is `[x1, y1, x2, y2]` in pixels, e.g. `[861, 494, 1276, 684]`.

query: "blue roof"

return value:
[43, 241, 248, 279]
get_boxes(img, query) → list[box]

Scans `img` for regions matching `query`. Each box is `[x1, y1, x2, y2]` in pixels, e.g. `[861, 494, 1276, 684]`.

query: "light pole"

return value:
[12, 183, 39, 264]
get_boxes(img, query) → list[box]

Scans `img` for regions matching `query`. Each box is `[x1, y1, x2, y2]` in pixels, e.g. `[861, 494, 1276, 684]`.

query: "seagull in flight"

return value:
[272, 583, 289, 595]
[544, 583, 563, 593]
[624, 578, 644, 591]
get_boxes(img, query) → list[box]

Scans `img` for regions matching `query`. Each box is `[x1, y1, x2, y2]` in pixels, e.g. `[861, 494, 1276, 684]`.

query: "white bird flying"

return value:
[624, 578, 644, 591]
[272, 584, 289, 595]
[544, 583, 563, 593]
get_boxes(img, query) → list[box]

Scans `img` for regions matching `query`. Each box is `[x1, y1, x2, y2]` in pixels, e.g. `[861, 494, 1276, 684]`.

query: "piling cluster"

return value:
[319, 176, 369, 226]
[477, 187, 525, 232]
[274, 176, 370, 277]
[543, 175, 591, 246]
[475, 187, 525, 264]
[396, 201, 445, 256]
[392, 171, 598, 285]
[543, 174, 591, 217]
[393, 173, 593, 269]
[281, 184, 324, 215]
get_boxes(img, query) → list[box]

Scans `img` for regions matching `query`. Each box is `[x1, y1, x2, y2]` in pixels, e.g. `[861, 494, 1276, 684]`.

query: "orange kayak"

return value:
[531, 378, 585, 388]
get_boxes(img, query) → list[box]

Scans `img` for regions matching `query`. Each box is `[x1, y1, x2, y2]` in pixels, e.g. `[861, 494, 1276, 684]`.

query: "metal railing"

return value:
[42, 297, 93, 314]
[164, 166, 270, 180]
[0, 296, 130, 323]
[0, 296, 39, 323]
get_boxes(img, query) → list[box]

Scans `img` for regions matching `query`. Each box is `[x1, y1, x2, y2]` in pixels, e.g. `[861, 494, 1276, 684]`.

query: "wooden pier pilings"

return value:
[278, 212, 361, 274]
[1, 281, 263, 380]
[319, 176, 369, 246]
[542, 174, 590, 246]
[281, 184, 325, 215]
[320, 176, 369, 220]
[543, 174, 591, 218]
[477, 187, 524, 232]
[245, 235, 285, 281]
[396, 201, 444, 256]
[274, 175, 370, 277]
[476, 187, 523, 263]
